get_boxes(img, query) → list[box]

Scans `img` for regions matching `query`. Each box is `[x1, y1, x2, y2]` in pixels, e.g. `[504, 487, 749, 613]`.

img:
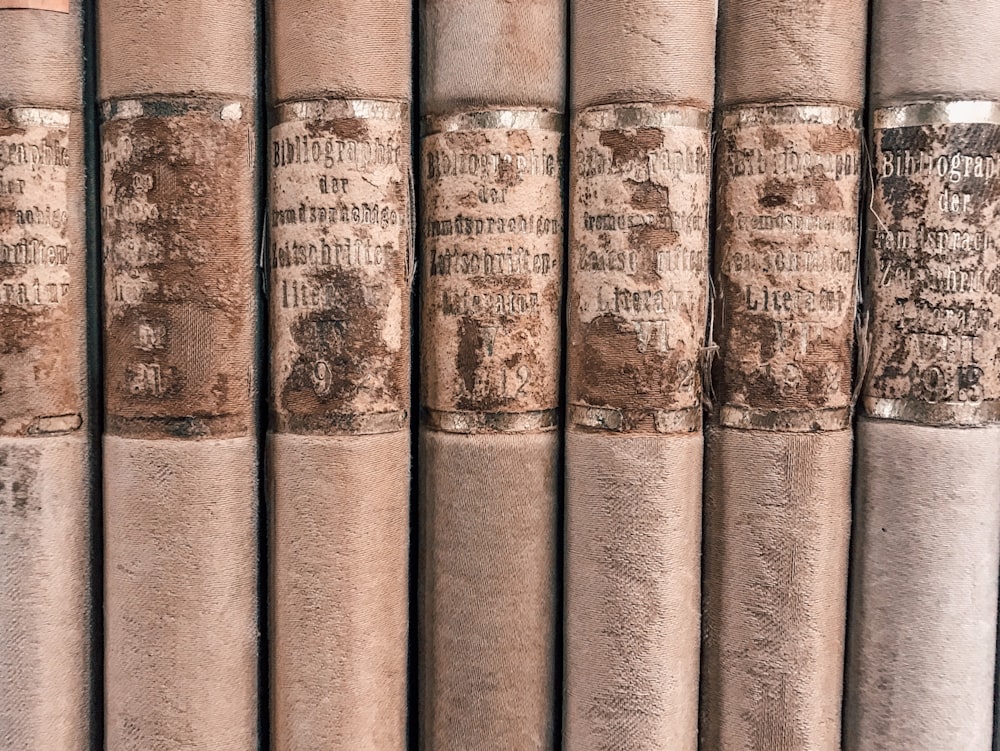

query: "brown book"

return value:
[266, 2, 412, 749]
[98, 2, 260, 747]
[846, 1, 1000, 748]
[702, 1, 867, 747]
[564, 1, 715, 748]
[418, 1, 565, 747]
[0, 1, 93, 746]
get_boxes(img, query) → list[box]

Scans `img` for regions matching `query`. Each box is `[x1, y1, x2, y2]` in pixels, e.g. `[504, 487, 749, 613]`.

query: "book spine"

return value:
[702, 1, 867, 747]
[845, 3, 1000, 748]
[0, 1, 93, 746]
[564, 2, 716, 748]
[418, 1, 564, 747]
[98, 3, 260, 748]
[266, 3, 411, 749]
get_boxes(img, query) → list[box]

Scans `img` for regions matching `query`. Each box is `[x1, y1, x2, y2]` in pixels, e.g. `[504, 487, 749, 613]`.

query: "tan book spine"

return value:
[98, 2, 260, 748]
[418, 1, 565, 747]
[565, 2, 716, 748]
[702, 1, 867, 747]
[845, 2, 1000, 748]
[0, 1, 93, 746]
[266, 3, 412, 749]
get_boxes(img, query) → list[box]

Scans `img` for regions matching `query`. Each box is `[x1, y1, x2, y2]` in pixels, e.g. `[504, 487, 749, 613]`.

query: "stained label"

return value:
[568, 105, 709, 433]
[269, 101, 410, 435]
[864, 116, 1000, 425]
[421, 116, 563, 433]
[0, 108, 83, 436]
[715, 106, 861, 431]
[102, 98, 257, 439]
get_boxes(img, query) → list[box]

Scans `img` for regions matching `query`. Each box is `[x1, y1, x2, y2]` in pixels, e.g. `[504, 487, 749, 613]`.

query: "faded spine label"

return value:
[0, 109, 83, 435]
[268, 102, 411, 435]
[715, 106, 861, 430]
[102, 99, 257, 439]
[864, 121, 1000, 425]
[421, 123, 563, 429]
[568, 105, 709, 433]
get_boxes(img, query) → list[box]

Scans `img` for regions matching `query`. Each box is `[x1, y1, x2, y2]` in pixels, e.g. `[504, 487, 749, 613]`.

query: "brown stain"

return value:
[599, 128, 664, 166]
[102, 103, 256, 439]
[305, 117, 368, 141]
[0, 445, 40, 515]
[809, 126, 855, 153]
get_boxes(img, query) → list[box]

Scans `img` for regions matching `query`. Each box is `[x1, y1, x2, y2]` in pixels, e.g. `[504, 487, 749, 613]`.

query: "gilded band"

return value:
[3, 107, 71, 128]
[102, 97, 248, 122]
[273, 99, 408, 125]
[576, 104, 710, 132]
[569, 406, 702, 434]
[718, 406, 853, 433]
[864, 398, 1000, 427]
[873, 100, 1000, 129]
[423, 409, 559, 434]
[422, 109, 563, 136]
[721, 104, 862, 130]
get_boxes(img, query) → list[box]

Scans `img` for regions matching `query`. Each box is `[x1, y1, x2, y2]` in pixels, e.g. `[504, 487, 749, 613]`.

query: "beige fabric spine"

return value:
[565, 2, 715, 749]
[844, 2, 1000, 748]
[98, 2, 260, 749]
[267, 3, 411, 748]
[0, 2, 93, 748]
[704, 1, 867, 748]
[419, 2, 564, 748]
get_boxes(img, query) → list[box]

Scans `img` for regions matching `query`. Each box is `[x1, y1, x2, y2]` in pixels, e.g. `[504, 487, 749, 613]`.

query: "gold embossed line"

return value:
[721, 104, 863, 130]
[1, 107, 71, 128]
[273, 99, 408, 125]
[423, 408, 558, 434]
[422, 109, 563, 137]
[569, 406, 702, 434]
[575, 104, 710, 132]
[101, 98, 248, 122]
[874, 101, 1000, 129]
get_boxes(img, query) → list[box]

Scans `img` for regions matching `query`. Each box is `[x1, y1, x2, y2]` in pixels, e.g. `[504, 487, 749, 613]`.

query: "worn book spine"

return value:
[418, 1, 565, 748]
[98, 1, 260, 748]
[702, 1, 867, 748]
[267, 2, 411, 749]
[564, 2, 715, 748]
[845, 2, 1000, 748]
[0, 0, 93, 747]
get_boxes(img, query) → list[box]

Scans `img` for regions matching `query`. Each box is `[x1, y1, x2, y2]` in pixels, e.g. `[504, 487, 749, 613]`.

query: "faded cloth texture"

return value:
[845, 419, 1000, 751]
[98, 0, 257, 99]
[0, 436, 92, 750]
[0, 4, 93, 749]
[871, 0, 1000, 106]
[571, 0, 716, 109]
[420, 0, 565, 114]
[565, 430, 702, 751]
[419, 430, 558, 751]
[268, 433, 410, 751]
[104, 436, 259, 751]
[718, 0, 867, 107]
[269, 0, 410, 102]
[702, 428, 852, 751]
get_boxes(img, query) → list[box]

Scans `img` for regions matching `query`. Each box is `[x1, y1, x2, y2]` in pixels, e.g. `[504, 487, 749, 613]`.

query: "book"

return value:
[702, 1, 867, 747]
[845, 1, 1000, 747]
[0, 0, 93, 746]
[564, 1, 715, 748]
[417, 0, 565, 747]
[266, 2, 412, 748]
[98, 1, 261, 748]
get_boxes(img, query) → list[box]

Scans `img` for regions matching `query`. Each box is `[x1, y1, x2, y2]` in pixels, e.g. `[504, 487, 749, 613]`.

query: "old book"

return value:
[564, 1, 715, 748]
[0, 0, 94, 747]
[702, 0, 867, 747]
[267, 2, 411, 749]
[98, 1, 260, 748]
[418, 1, 565, 747]
[845, 1, 1000, 748]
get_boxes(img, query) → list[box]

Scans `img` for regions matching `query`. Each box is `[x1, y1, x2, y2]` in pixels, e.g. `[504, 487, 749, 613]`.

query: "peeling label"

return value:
[101, 98, 258, 439]
[864, 106, 1000, 425]
[268, 100, 411, 435]
[567, 104, 710, 434]
[715, 106, 861, 431]
[420, 111, 563, 433]
[0, 108, 84, 436]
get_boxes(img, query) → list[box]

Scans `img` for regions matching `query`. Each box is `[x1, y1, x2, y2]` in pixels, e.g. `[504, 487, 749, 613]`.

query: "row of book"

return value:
[2, 0, 998, 749]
